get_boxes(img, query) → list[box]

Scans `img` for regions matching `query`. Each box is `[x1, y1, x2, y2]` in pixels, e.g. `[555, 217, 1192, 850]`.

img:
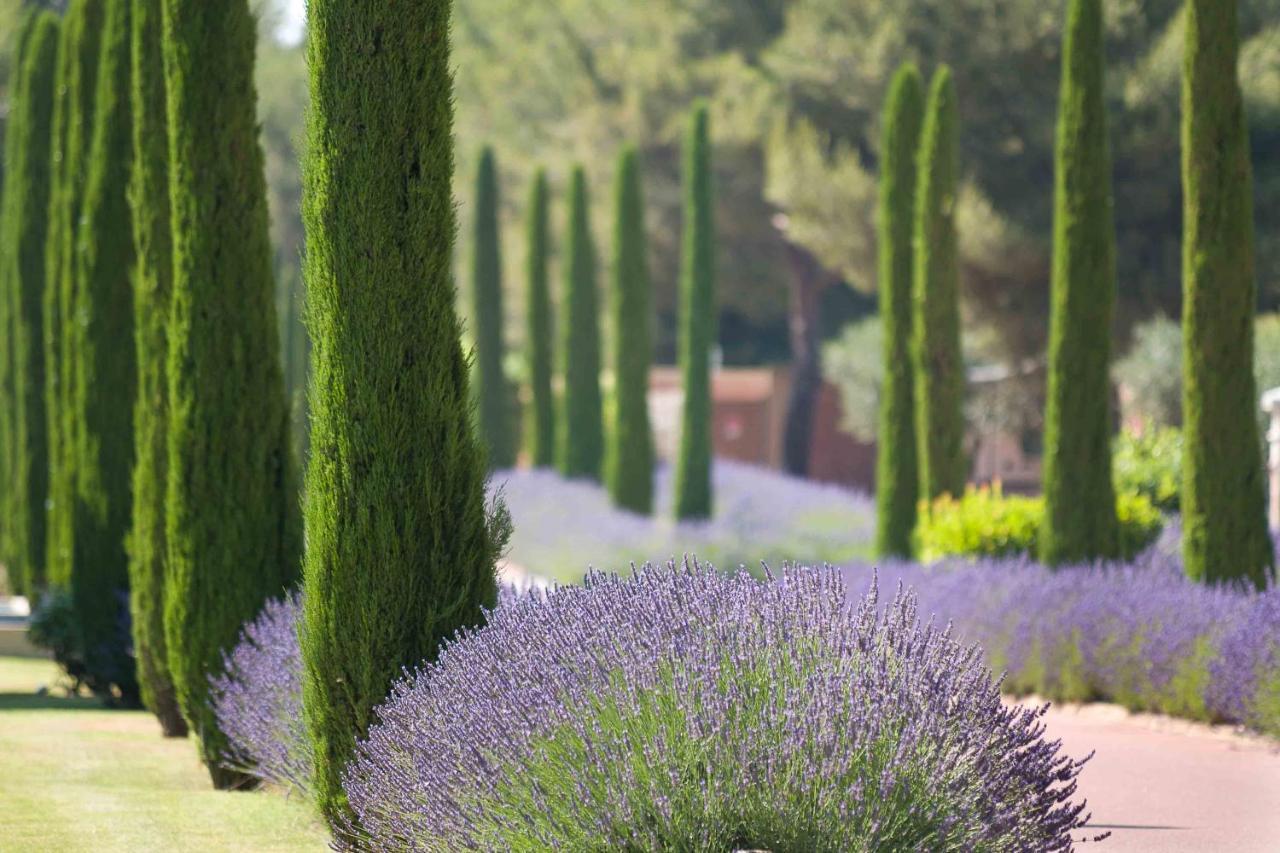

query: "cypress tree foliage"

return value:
[4, 12, 60, 596]
[607, 146, 654, 515]
[558, 165, 604, 481]
[162, 0, 301, 788]
[1039, 0, 1120, 566]
[68, 0, 138, 704]
[46, 0, 105, 590]
[300, 0, 504, 829]
[1182, 0, 1274, 588]
[524, 168, 555, 468]
[874, 65, 923, 558]
[126, 0, 185, 737]
[912, 67, 967, 503]
[470, 146, 515, 469]
[674, 105, 716, 521]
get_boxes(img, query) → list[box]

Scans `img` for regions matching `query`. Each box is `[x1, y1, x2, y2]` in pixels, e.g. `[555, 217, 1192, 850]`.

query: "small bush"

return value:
[340, 561, 1093, 851]
[918, 484, 1162, 562]
[1113, 427, 1182, 513]
[28, 587, 134, 705]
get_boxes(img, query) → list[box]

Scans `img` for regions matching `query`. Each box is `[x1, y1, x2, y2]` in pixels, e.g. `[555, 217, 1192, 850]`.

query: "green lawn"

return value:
[0, 656, 328, 852]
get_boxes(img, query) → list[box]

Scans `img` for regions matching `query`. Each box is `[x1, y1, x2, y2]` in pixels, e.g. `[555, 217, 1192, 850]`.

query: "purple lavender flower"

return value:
[339, 561, 1094, 851]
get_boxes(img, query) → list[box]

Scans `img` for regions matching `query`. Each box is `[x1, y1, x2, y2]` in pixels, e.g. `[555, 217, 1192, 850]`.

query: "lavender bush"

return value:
[339, 561, 1095, 851]
[494, 460, 875, 583]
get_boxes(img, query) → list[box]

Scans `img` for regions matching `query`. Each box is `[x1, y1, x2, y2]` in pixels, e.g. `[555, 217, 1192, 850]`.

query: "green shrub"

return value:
[524, 169, 556, 468]
[918, 484, 1162, 563]
[558, 165, 604, 481]
[1113, 427, 1182, 514]
[469, 146, 515, 469]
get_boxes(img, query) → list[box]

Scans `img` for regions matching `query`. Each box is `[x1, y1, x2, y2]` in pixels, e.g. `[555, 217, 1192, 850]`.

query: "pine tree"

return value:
[300, 0, 503, 828]
[558, 165, 604, 481]
[874, 64, 923, 558]
[913, 67, 966, 503]
[607, 146, 654, 515]
[470, 147, 514, 468]
[674, 105, 716, 521]
[162, 0, 301, 787]
[1040, 0, 1120, 566]
[46, 0, 105, 591]
[1182, 0, 1274, 588]
[2, 12, 58, 596]
[126, 0, 185, 737]
[524, 169, 555, 467]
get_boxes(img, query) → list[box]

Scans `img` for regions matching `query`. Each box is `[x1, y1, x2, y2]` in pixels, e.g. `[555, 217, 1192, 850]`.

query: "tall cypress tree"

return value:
[5, 13, 60, 596]
[524, 168, 555, 468]
[1040, 0, 1120, 566]
[558, 165, 604, 481]
[1182, 0, 1274, 588]
[674, 105, 716, 521]
[300, 0, 503, 829]
[913, 67, 966, 503]
[607, 146, 654, 515]
[470, 146, 514, 469]
[126, 0, 185, 737]
[874, 65, 923, 558]
[46, 0, 105, 590]
[162, 0, 301, 787]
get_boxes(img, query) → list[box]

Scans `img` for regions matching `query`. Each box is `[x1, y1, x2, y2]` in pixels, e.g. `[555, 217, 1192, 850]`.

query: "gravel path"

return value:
[1036, 701, 1280, 851]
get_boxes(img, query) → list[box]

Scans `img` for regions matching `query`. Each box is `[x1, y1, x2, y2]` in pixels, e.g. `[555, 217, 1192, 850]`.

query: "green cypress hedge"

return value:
[126, 0, 185, 737]
[46, 0, 105, 591]
[162, 0, 301, 787]
[2, 12, 58, 596]
[1182, 0, 1274, 588]
[874, 65, 923, 558]
[1039, 0, 1120, 566]
[69, 0, 137, 704]
[300, 0, 503, 828]
[470, 146, 515, 469]
[913, 66, 966, 503]
[607, 146, 654, 515]
[674, 105, 716, 521]
[558, 165, 604, 481]
[524, 168, 555, 468]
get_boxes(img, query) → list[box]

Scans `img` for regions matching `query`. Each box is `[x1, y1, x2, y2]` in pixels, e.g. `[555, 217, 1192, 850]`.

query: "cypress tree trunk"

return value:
[162, 0, 301, 788]
[558, 165, 604, 481]
[674, 104, 716, 521]
[524, 169, 555, 467]
[126, 0, 185, 738]
[470, 147, 514, 469]
[1182, 0, 1274, 588]
[2, 12, 58, 597]
[300, 0, 502, 829]
[46, 0, 105, 591]
[69, 0, 138, 705]
[607, 146, 654, 515]
[913, 67, 967, 502]
[1040, 0, 1120, 566]
[874, 64, 923, 558]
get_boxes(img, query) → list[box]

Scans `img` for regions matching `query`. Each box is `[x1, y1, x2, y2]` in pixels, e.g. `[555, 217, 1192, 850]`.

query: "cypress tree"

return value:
[300, 0, 503, 828]
[46, 0, 105, 590]
[524, 169, 555, 467]
[470, 146, 514, 469]
[67, 0, 137, 703]
[1039, 0, 1120, 566]
[126, 0, 185, 737]
[607, 146, 654, 515]
[874, 65, 923, 558]
[4, 13, 60, 596]
[674, 104, 716, 521]
[1182, 0, 1274, 588]
[913, 67, 966, 502]
[162, 0, 301, 787]
[558, 165, 604, 481]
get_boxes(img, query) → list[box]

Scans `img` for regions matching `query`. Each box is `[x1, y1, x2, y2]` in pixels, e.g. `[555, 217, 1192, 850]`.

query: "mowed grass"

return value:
[0, 656, 328, 852]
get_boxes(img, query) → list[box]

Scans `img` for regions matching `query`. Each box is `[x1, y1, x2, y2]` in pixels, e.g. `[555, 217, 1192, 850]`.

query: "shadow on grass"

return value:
[0, 692, 102, 712]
